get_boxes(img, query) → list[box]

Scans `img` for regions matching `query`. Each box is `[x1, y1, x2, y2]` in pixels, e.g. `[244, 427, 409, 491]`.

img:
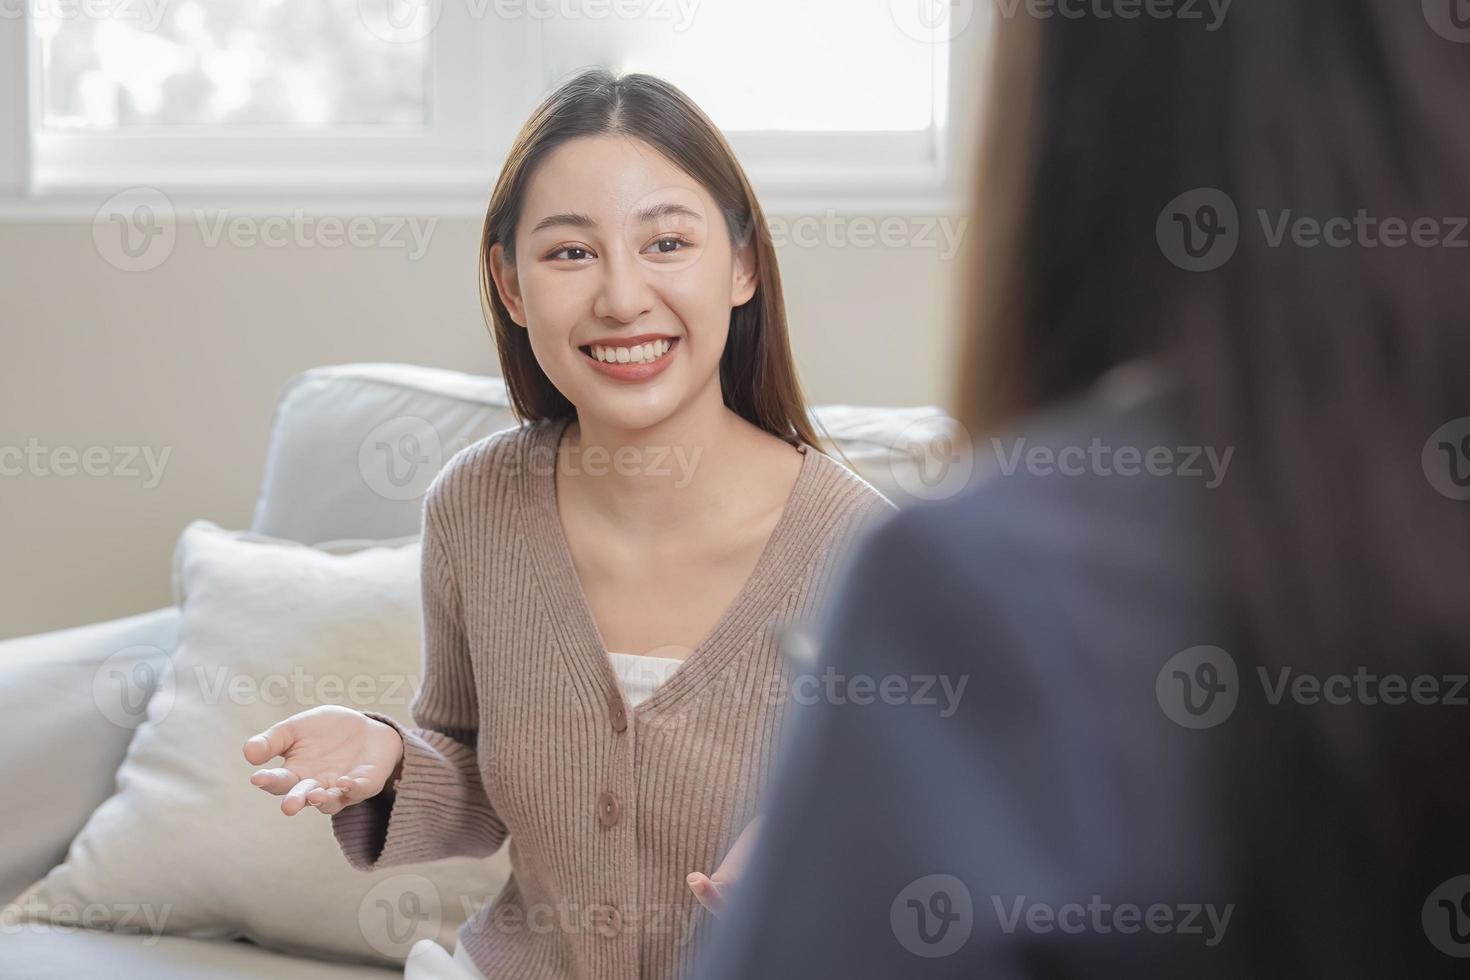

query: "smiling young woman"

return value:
[243, 69, 893, 980]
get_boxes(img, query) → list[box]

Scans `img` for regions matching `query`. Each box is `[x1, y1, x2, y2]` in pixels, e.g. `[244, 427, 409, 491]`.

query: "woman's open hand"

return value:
[687, 816, 763, 916]
[243, 705, 404, 817]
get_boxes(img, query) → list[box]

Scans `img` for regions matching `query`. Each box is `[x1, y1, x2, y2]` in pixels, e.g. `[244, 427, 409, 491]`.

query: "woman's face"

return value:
[491, 134, 758, 433]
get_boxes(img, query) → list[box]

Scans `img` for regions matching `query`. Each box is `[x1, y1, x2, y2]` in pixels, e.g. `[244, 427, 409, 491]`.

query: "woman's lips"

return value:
[579, 337, 679, 383]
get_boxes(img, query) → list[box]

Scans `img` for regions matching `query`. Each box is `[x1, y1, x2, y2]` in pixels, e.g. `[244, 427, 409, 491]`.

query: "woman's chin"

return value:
[572, 399, 684, 436]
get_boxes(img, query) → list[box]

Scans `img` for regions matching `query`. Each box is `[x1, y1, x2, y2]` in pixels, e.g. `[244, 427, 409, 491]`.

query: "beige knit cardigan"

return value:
[332, 416, 893, 979]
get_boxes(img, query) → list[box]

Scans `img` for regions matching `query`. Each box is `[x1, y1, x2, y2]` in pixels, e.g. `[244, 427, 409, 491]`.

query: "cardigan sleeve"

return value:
[331, 486, 507, 871]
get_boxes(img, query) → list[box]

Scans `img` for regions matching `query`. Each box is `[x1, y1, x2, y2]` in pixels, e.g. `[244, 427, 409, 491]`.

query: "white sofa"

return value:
[0, 362, 956, 979]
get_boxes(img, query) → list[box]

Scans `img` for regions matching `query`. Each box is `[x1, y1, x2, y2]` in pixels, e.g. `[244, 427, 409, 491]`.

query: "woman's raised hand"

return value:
[243, 705, 405, 817]
[687, 816, 764, 916]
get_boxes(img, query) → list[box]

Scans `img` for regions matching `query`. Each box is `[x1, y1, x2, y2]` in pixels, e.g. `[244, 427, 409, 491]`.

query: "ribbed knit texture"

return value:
[331, 417, 893, 980]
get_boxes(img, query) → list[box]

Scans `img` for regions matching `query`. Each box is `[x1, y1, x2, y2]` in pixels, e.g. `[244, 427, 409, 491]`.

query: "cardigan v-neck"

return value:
[605, 652, 683, 708]
[525, 415, 824, 721]
[332, 416, 894, 980]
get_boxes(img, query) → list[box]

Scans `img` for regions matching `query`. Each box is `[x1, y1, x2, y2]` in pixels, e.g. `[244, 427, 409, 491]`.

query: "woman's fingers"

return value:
[243, 721, 295, 766]
[281, 777, 325, 816]
[704, 875, 730, 915]
[252, 762, 373, 814]
[305, 775, 348, 816]
[688, 817, 758, 915]
[249, 767, 299, 795]
[686, 872, 710, 909]
[312, 773, 377, 815]
[687, 872, 729, 915]
[335, 775, 369, 799]
[322, 788, 354, 815]
[260, 772, 354, 815]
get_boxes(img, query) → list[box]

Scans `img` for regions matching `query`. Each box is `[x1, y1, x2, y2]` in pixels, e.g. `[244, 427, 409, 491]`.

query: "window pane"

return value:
[36, 0, 431, 129]
[541, 0, 943, 132]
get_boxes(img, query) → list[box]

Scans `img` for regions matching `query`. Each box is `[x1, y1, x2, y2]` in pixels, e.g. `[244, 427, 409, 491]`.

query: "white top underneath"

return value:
[607, 651, 685, 706]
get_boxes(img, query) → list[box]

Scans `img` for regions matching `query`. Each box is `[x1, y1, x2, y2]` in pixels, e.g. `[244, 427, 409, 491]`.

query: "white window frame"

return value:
[0, 11, 28, 198]
[0, 6, 979, 220]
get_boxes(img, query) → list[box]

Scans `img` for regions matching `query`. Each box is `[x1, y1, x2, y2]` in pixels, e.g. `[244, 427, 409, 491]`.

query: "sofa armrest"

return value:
[0, 607, 179, 904]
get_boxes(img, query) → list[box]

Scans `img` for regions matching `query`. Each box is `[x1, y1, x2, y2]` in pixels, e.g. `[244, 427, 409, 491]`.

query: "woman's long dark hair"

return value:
[479, 69, 820, 450]
[958, 3, 1470, 973]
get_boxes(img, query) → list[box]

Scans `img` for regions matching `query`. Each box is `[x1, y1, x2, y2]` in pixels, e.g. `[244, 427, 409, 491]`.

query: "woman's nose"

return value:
[592, 249, 656, 324]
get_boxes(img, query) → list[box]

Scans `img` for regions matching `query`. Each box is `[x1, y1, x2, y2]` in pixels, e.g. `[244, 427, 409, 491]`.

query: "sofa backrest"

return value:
[251, 362, 961, 543]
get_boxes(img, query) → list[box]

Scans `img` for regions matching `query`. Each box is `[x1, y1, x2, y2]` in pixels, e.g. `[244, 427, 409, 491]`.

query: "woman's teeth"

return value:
[588, 339, 672, 364]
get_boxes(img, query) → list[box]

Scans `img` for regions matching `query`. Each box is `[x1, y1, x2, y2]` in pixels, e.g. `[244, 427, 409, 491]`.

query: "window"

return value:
[37, 1, 433, 128]
[542, 1, 942, 133]
[3, 0, 979, 213]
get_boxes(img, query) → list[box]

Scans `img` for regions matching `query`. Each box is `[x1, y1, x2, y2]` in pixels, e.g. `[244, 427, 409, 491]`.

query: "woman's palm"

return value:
[243, 705, 402, 816]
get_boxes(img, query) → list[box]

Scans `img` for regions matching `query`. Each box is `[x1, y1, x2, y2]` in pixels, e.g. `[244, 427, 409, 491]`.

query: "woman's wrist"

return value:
[367, 713, 406, 796]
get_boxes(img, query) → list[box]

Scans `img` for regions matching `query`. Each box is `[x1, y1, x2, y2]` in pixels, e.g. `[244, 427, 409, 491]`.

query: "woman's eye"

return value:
[548, 245, 592, 261]
[646, 236, 690, 255]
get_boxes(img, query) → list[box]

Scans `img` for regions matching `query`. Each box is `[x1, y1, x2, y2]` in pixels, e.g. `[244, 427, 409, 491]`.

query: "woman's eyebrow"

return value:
[632, 202, 705, 224]
[530, 212, 596, 233]
[529, 203, 703, 234]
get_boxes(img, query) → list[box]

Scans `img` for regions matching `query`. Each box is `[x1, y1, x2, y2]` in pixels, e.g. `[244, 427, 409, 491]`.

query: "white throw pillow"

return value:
[11, 520, 510, 966]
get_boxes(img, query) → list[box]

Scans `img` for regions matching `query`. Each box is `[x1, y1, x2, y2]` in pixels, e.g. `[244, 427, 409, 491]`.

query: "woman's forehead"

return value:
[521, 135, 715, 230]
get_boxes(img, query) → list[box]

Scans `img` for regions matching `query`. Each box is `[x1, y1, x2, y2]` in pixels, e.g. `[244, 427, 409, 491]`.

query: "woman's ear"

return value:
[730, 238, 759, 307]
[489, 242, 528, 327]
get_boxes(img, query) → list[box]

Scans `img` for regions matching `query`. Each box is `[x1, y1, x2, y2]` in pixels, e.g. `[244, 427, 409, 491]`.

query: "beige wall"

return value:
[0, 215, 963, 640]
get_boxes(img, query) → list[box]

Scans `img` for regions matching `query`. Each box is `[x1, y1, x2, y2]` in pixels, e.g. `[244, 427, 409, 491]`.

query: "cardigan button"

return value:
[610, 699, 628, 732]
[597, 790, 621, 827]
[589, 903, 623, 937]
